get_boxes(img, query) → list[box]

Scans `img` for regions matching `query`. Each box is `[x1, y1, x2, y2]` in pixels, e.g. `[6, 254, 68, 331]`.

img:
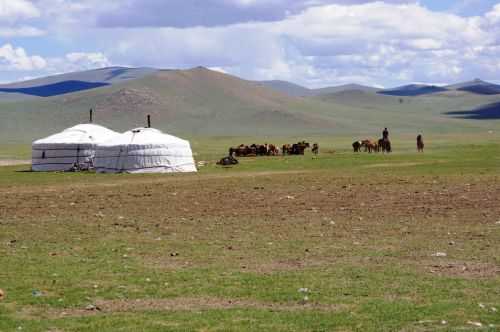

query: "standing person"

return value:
[417, 134, 424, 152]
[382, 127, 389, 140]
[312, 143, 319, 155]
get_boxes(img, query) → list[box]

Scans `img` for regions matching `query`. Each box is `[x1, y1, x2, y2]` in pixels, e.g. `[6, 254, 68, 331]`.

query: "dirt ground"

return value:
[1, 169, 499, 330]
[3, 172, 500, 224]
[2, 171, 499, 272]
[0, 160, 30, 166]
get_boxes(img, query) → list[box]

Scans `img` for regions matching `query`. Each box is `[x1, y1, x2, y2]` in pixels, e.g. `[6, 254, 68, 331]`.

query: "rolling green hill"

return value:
[255, 81, 380, 97]
[1, 67, 500, 144]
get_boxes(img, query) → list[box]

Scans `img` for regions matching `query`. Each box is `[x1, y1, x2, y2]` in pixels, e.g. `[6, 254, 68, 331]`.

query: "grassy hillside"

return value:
[255, 80, 313, 97]
[313, 89, 500, 134]
[313, 84, 380, 95]
[255, 81, 379, 97]
[0, 67, 345, 143]
[1, 67, 500, 144]
[446, 79, 500, 95]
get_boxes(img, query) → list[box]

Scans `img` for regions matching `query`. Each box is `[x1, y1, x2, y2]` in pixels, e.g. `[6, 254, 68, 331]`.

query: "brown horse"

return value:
[282, 144, 291, 155]
[361, 140, 378, 153]
[268, 144, 279, 156]
[293, 141, 310, 155]
[378, 138, 392, 153]
[229, 144, 256, 157]
[283, 141, 310, 155]
[417, 134, 424, 152]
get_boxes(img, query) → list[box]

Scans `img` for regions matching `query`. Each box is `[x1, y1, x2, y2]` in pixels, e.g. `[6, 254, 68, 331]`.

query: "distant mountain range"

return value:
[0, 66, 498, 101]
[1, 67, 156, 88]
[0, 66, 499, 143]
[0, 81, 110, 97]
[0, 67, 157, 101]
[254, 80, 313, 97]
[377, 84, 448, 97]
[255, 81, 379, 97]
[259, 79, 500, 97]
[446, 79, 500, 95]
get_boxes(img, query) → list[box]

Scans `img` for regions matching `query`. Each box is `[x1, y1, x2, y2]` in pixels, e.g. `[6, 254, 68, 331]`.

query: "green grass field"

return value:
[0, 136, 499, 331]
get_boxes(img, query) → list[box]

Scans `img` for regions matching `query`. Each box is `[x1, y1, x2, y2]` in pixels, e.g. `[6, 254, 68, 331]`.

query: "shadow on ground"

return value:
[0, 80, 109, 97]
[445, 102, 500, 120]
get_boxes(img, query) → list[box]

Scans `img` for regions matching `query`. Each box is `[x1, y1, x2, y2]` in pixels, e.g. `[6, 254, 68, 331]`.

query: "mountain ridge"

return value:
[1, 67, 500, 143]
[1, 66, 499, 100]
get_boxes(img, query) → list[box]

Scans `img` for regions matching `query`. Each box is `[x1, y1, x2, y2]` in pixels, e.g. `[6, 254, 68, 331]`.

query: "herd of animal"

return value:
[229, 141, 319, 157]
[218, 132, 424, 166]
[352, 133, 424, 153]
[352, 138, 392, 153]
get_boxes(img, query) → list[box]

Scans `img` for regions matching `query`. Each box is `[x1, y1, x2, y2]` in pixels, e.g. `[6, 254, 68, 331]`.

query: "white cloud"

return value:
[0, 0, 40, 21]
[0, 44, 46, 70]
[3, 1, 500, 87]
[406, 39, 443, 50]
[0, 0, 43, 38]
[69, 2, 499, 87]
[275, 3, 489, 52]
[38, 51, 111, 77]
[0, 25, 45, 37]
[65, 52, 111, 69]
[0, 44, 112, 83]
[486, 3, 500, 23]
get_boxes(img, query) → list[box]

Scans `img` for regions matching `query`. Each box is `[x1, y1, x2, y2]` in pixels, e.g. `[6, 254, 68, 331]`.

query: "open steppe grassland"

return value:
[0, 135, 499, 331]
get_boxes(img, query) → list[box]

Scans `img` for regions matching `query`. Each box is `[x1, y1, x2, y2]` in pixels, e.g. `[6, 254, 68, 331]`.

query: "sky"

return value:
[1, 0, 500, 88]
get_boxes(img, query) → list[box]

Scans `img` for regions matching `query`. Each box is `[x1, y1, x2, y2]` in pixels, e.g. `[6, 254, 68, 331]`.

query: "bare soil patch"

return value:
[364, 162, 424, 168]
[26, 297, 347, 319]
[2, 172, 499, 283]
[426, 261, 500, 279]
[3, 172, 500, 223]
[0, 160, 30, 166]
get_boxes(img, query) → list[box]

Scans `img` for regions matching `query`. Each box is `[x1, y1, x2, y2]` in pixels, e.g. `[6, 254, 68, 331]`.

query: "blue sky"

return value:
[422, 0, 498, 15]
[1, 0, 500, 88]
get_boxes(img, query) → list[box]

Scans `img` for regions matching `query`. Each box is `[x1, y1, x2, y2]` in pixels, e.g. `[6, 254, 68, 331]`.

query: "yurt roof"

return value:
[98, 127, 190, 147]
[33, 124, 118, 145]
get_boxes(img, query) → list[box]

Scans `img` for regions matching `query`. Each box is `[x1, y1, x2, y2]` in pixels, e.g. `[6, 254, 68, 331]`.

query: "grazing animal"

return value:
[417, 134, 424, 152]
[353, 141, 362, 152]
[379, 138, 392, 153]
[230, 143, 280, 157]
[293, 141, 310, 155]
[229, 145, 244, 157]
[283, 141, 309, 155]
[268, 144, 279, 156]
[251, 144, 267, 156]
[361, 140, 370, 152]
[229, 144, 255, 157]
[312, 143, 319, 155]
[260, 144, 267, 156]
[361, 140, 378, 153]
[282, 144, 291, 155]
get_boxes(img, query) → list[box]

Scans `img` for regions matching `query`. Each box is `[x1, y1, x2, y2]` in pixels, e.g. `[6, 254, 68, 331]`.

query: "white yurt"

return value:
[94, 127, 197, 173]
[32, 124, 119, 172]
